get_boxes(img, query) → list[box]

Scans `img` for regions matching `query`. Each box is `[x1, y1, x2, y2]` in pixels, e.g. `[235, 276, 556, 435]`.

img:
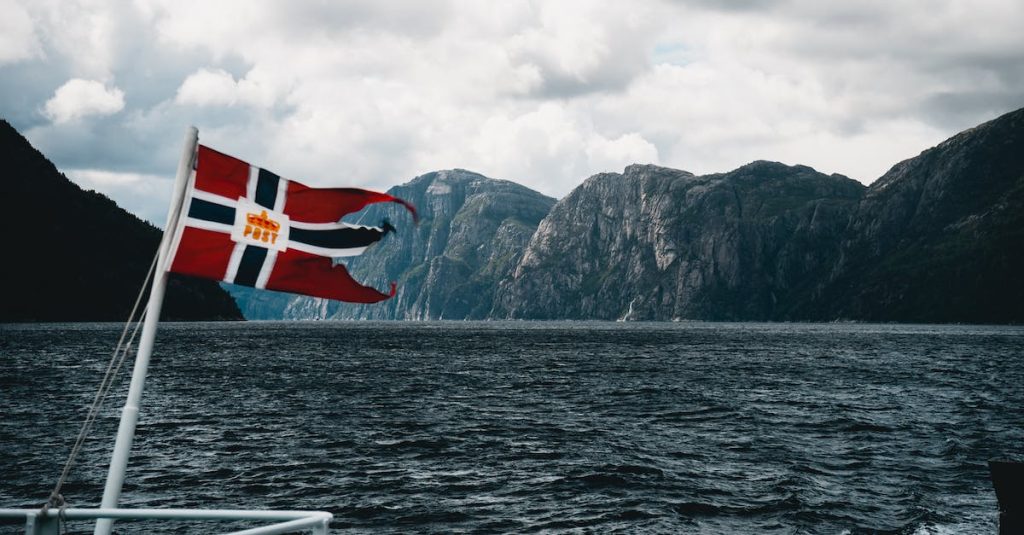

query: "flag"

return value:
[167, 145, 416, 303]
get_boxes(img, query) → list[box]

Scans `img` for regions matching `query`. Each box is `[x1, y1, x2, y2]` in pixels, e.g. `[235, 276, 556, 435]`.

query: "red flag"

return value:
[167, 145, 416, 303]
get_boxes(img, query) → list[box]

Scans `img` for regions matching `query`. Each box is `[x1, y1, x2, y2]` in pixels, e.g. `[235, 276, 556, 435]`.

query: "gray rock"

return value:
[796, 107, 1024, 323]
[494, 162, 865, 320]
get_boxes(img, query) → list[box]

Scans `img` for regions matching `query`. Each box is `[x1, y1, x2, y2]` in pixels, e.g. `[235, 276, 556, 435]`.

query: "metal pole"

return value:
[94, 126, 198, 535]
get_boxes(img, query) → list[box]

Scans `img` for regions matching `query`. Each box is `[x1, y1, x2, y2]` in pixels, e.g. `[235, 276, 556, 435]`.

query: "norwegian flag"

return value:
[168, 145, 416, 303]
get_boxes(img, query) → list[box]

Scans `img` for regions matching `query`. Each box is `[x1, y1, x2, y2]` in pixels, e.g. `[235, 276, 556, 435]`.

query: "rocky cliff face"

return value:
[493, 163, 865, 320]
[797, 107, 1024, 323]
[232, 169, 556, 320]
[0, 119, 242, 322]
[497, 107, 1024, 323]
[230, 107, 1024, 324]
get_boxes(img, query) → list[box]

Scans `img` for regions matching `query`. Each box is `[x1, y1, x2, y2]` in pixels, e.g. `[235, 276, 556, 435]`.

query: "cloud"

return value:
[3, 0, 1024, 223]
[175, 68, 280, 108]
[23, 0, 121, 78]
[175, 68, 238, 106]
[43, 78, 125, 123]
[663, 0, 1024, 132]
[592, 0, 1024, 181]
[140, 1, 669, 196]
[505, 2, 660, 97]
[436, 104, 661, 195]
[586, 133, 659, 172]
[0, 0, 41, 65]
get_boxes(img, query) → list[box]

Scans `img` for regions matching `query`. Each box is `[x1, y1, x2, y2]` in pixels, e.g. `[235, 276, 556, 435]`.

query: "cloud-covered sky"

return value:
[2, 0, 1022, 224]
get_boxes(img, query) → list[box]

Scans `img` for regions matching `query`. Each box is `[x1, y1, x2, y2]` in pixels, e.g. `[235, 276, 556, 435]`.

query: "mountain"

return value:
[795, 108, 1024, 323]
[228, 169, 556, 320]
[0, 119, 242, 322]
[497, 107, 1024, 323]
[229, 107, 1023, 324]
[493, 162, 865, 320]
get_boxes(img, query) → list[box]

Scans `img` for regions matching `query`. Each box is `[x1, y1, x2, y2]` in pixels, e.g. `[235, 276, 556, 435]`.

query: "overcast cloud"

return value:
[1, 0, 1022, 224]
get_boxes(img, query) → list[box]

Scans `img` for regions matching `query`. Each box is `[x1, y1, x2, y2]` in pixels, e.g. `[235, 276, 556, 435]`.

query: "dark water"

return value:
[1, 322, 1022, 534]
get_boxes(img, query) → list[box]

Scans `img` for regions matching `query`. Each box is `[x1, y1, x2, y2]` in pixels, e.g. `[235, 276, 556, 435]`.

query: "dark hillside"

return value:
[0, 120, 242, 322]
[796, 107, 1024, 323]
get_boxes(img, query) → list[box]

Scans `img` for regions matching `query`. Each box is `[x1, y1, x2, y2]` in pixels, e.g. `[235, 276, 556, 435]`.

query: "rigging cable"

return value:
[44, 249, 160, 514]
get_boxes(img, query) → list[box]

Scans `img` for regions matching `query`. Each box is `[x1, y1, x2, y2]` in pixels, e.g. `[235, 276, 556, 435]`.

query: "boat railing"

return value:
[0, 507, 332, 534]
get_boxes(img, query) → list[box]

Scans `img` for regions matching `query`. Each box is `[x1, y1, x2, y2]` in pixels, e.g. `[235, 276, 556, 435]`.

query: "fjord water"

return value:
[1, 322, 1022, 534]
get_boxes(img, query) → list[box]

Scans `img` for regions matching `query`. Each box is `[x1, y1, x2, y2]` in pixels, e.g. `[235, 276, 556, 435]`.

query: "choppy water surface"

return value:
[1, 322, 1022, 534]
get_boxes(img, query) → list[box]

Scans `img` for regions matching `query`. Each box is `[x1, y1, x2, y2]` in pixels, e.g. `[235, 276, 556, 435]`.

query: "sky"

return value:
[2, 0, 1023, 224]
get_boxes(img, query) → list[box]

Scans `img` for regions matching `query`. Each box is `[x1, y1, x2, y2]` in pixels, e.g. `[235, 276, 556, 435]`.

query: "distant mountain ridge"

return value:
[0, 119, 242, 322]
[796, 108, 1024, 323]
[498, 107, 1024, 323]
[229, 107, 1024, 324]
[226, 169, 556, 320]
[494, 162, 865, 320]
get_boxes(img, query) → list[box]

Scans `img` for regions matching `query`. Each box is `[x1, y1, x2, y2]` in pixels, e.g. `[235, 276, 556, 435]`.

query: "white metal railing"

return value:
[0, 507, 332, 535]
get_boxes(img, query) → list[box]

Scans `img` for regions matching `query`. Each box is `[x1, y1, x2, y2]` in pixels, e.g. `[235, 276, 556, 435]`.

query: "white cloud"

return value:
[586, 133, 660, 173]
[174, 68, 280, 108]
[0, 0, 41, 65]
[426, 104, 660, 195]
[143, 1, 670, 196]
[43, 78, 125, 123]
[23, 0, 120, 78]
[4, 0, 1024, 225]
[175, 68, 238, 106]
[505, 2, 659, 96]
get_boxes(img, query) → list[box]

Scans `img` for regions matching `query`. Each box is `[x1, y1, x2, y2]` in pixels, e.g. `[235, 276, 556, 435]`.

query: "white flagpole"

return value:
[94, 126, 198, 535]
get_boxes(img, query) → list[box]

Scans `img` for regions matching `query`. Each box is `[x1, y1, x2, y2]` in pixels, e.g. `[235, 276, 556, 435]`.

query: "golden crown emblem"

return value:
[246, 210, 281, 232]
[243, 210, 281, 245]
